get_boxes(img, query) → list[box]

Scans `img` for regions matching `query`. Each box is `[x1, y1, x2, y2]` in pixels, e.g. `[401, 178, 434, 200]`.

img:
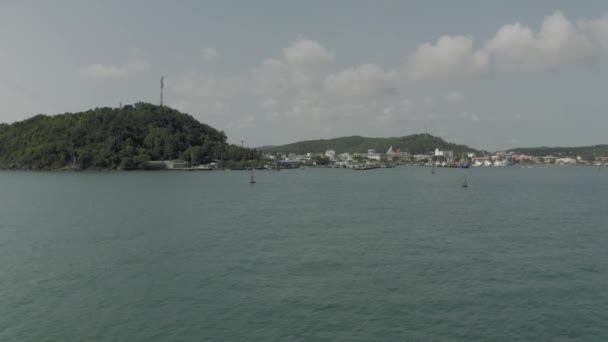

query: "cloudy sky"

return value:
[2, 0, 608, 150]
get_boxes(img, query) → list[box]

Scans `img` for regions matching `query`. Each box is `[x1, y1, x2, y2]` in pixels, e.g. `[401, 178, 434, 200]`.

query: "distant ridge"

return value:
[259, 134, 481, 155]
[506, 145, 608, 159]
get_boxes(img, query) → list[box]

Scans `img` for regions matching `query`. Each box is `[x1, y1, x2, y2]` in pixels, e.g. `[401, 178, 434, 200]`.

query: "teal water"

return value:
[1, 167, 607, 341]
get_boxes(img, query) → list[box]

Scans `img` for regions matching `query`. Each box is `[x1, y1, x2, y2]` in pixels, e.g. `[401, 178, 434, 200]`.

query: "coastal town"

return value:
[261, 146, 608, 169]
[150, 145, 608, 171]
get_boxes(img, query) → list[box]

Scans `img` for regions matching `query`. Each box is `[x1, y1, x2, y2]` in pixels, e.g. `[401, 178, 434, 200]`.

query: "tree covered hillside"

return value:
[506, 145, 608, 160]
[260, 134, 480, 155]
[0, 103, 260, 170]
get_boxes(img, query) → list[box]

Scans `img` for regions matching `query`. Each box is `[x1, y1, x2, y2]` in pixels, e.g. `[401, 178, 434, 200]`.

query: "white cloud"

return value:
[579, 16, 608, 52]
[282, 39, 335, 67]
[406, 35, 489, 80]
[80, 64, 128, 79]
[80, 61, 150, 79]
[200, 48, 219, 64]
[165, 14, 608, 146]
[445, 91, 465, 102]
[324, 64, 398, 98]
[250, 39, 333, 97]
[405, 12, 608, 80]
[484, 12, 594, 71]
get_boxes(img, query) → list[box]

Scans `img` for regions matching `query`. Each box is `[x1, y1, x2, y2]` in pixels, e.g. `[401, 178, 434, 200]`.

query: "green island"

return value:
[0, 103, 261, 170]
[259, 134, 481, 155]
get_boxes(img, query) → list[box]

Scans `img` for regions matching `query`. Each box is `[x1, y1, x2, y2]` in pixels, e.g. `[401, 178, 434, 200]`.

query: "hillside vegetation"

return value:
[260, 134, 480, 155]
[506, 145, 608, 160]
[0, 103, 259, 170]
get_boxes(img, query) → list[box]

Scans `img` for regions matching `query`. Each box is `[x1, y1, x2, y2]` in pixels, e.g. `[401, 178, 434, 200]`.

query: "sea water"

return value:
[1, 166, 607, 341]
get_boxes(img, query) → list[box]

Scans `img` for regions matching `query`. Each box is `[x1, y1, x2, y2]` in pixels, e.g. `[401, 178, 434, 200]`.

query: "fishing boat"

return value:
[353, 165, 379, 170]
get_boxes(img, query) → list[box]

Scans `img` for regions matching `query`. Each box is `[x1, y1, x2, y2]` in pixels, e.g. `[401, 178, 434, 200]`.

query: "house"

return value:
[434, 148, 454, 158]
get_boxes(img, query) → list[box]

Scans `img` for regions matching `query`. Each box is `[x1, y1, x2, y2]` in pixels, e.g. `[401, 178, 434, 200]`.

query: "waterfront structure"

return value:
[434, 148, 454, 158]
[165, 160, 190, 169]
[325, 149, 336, 159]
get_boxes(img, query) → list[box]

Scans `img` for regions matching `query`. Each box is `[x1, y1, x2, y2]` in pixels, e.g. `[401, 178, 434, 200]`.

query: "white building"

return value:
[556, 157, 577, 165]
[325, 149, 336, 159]
[368, 154, 382, 161]
[434, 148, 454, 158]
[415, 154, 431, 161]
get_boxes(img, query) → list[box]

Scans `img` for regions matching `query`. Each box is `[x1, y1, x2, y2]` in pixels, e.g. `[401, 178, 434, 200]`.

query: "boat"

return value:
[353, 165, 379, 170]
[243, 139, 256, 183]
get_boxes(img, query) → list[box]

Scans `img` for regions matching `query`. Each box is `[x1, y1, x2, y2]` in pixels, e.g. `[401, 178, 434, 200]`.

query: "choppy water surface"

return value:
[1, 167, 607, 341]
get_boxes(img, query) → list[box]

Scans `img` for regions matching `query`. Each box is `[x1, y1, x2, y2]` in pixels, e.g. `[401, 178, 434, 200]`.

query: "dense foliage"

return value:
[260, 134, 481, 155]
[0, 103, 261, 170]
[507, 145, 608, 161]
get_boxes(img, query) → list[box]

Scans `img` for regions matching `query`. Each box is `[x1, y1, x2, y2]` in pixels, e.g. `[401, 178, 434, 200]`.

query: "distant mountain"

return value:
[506, 145, 608, 160]
[0, 103, 259, 170]
[259, 134, 481, 155]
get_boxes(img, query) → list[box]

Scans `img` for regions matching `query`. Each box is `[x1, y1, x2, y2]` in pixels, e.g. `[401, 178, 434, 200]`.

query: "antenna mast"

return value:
[160, 76, 164, 107]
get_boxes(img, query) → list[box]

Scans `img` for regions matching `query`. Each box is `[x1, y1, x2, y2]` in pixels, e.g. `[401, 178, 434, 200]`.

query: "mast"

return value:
[426, 113, 435, 174]
[160, 76, 164, 107]
[243, 140, 255, 183]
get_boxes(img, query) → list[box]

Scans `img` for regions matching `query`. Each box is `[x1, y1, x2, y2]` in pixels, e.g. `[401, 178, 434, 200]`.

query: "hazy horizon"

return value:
[2, 1, 608, 150]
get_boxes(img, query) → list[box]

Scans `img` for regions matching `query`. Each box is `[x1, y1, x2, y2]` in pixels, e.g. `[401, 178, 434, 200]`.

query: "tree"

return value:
[313, 155, 331, 165]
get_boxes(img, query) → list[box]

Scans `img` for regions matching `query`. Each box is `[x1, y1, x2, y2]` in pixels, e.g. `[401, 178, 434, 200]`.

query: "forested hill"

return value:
[259, 134, 481, 155]
[0, 103, 259, 170]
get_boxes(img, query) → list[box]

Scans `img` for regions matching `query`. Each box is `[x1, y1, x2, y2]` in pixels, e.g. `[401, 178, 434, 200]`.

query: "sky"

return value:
[1, 0, 608, 151]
